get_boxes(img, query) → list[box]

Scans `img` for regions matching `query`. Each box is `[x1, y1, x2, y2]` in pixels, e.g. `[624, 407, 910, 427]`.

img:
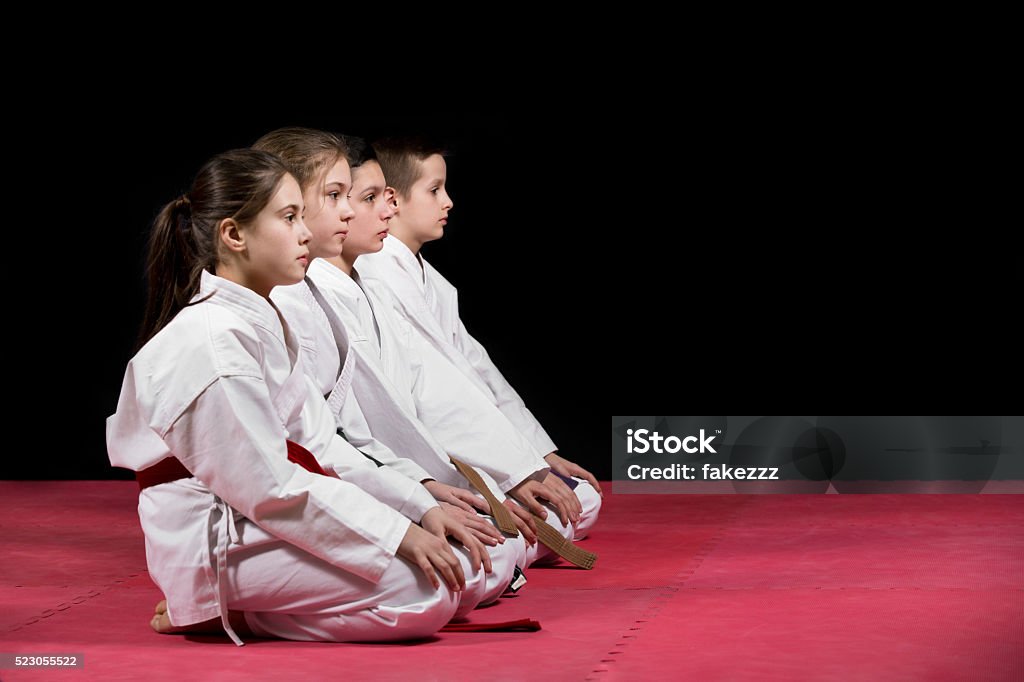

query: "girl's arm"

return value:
[164, 374, 412, 585]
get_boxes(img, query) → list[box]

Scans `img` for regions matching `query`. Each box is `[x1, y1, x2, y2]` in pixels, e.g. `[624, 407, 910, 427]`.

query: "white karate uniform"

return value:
[106, 271, 460, 644]
[306, 259, 578, 565]
[360, 238, 601, 539]
[272, 276, 525, 593]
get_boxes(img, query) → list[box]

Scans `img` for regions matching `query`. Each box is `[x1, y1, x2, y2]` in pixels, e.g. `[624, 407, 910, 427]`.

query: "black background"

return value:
[11, 108, 616, 480]
[6, 84, 1017, 481]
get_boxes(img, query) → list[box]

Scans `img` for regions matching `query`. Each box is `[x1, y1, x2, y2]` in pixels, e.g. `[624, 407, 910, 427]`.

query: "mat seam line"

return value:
[583, 497, 755, 680]
[5, 569, 149, 634]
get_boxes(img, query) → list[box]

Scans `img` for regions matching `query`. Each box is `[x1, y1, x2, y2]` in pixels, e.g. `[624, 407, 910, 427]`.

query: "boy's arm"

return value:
[453, 317, 558, 457]
[445, 286, 602, 496]
[406, 328, 550, 493]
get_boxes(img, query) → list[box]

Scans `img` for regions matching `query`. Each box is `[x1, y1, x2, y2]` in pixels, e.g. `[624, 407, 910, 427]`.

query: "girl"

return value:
[106, 149, 486, 645]
[253, 127, 523, 605]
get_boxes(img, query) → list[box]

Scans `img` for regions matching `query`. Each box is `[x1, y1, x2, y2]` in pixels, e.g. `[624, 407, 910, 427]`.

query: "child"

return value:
[106, 149, 490, 645]
[253, 128, 526, 593]
[303, 134, 590, 567]
[358, 137, 601, 540]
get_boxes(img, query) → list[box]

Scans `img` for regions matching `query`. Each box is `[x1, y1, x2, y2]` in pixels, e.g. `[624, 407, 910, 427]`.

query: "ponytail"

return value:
[137, 195, 203, 347]
[136, 149, 289, 347]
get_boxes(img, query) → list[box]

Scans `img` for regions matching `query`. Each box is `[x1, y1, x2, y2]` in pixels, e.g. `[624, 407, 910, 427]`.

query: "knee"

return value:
[355, 590, 461, 642]
[452, 536, 519, 616]
[373, 559, 462, 640]
[479, 538, 522, 606]
[504, 532, 529, 572]
[403, 587, 461, 638]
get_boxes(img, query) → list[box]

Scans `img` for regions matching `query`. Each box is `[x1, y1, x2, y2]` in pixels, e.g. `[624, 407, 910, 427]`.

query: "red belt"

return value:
[137, 440, 330, 490]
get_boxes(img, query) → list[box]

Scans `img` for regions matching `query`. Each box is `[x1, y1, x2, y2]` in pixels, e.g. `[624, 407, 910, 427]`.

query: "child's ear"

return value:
[386, 186, 400, 214]
[219, 217, 246, 253]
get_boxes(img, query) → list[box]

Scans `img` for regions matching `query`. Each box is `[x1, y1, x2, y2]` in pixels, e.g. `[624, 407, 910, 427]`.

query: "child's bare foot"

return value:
[150, 599, 252, 637]
[151, 599, 212, 633]
[151, 599, 176, 633]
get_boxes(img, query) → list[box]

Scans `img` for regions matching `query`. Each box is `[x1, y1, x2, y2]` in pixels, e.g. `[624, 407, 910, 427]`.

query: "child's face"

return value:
[302, 158, 355, 260]
[343, 160, 395, 259]
[242, 173, 311, 292]
[395, 154, 452, 244]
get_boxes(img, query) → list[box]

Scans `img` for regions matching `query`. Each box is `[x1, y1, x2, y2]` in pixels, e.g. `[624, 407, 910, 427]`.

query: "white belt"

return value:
[211, 496, 244, 646]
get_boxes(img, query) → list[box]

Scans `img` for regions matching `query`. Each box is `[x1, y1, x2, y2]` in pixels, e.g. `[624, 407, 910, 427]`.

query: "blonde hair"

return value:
[252, 127, 348, 194]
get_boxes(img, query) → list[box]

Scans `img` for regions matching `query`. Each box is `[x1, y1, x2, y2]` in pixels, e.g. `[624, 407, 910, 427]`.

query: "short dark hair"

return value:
[341, 135, 377, 170]
[371, 136, 446, 199]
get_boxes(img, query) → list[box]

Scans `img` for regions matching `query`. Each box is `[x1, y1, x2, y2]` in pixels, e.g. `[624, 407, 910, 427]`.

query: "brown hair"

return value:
[251, 127, 348, 194]
[371, 136, 446, 199]
[138, 148, 290, 347]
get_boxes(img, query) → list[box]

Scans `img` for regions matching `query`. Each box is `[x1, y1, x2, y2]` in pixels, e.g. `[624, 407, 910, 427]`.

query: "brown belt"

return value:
[532, 515, 598, 569]
[449, 456, 520, 535]
[448, 456, 598, 570]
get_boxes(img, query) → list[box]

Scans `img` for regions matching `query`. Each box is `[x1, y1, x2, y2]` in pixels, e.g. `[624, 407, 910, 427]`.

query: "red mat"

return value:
[1, 482, 1021, 681]
[593, 588, 1023, 681]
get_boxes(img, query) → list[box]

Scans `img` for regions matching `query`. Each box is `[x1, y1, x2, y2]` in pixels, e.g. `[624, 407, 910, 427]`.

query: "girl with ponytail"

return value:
[107, 149, 475, 645]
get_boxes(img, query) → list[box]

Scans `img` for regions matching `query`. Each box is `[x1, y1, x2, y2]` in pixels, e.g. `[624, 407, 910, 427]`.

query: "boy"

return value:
[358, 138, 601, 540]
